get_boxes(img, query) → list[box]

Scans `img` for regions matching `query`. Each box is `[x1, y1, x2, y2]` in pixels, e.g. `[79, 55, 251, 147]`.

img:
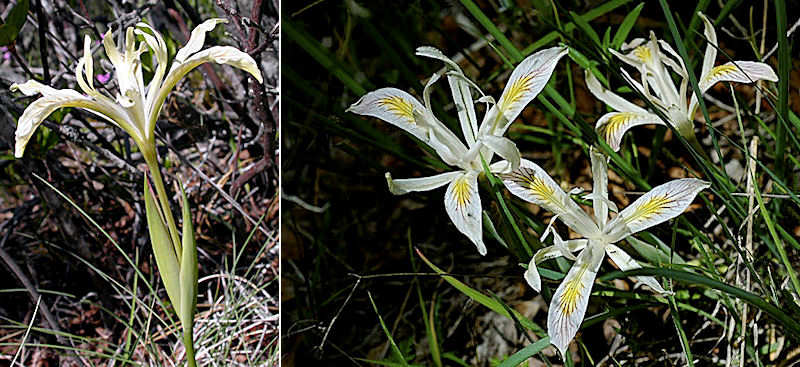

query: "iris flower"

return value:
[587, 12, 777, 152]
[348, 46, 567, 255]
[11, 19, 262, 367]
[500, 148, 709, 355]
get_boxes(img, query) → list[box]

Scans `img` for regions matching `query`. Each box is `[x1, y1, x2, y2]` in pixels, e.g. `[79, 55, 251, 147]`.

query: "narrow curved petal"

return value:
[174, 18, 227, 63]
[444, 171, 485, 255]
[481, 135, 520, 171]
[524, 238, 588, 292]
[150, 46, 263, 131]
[595, 111, 665, 152]
[487, 46, 568, 135]
[10, 84, 137, 157]
[698, 12, 717, 80]
[584, 70, 648, 115]
[416, 46, 480, 144]
[500, 159, 600, 238]
[589, 148, 609, 228]
[75, 35, 96, 96]
[420, 73, 469, 161]
[605, 244, 667, 294]
[547, 243, 604, 356]
[135, 22, 169, 100]
[384, 171, 462, 195]
[605, 178, 710, 242]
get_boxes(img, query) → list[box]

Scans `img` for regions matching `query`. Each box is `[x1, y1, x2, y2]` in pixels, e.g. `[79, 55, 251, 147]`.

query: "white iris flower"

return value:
[11, 18, 263, 161]
[501, 148, 709, 355]
[587, 12, 777, 151]
[348, 46, 568, 255]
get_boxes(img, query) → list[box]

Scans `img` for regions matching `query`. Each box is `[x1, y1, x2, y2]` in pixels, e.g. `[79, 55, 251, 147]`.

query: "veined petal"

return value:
[481, 135, 520, 171]
[10, 84, 138, 157]
[605, 178, 710, 242]
[500, 159, 600, 238]
[595, 111, 664, 152]
[174, 18, 227, 63]
[150, 45, 263, 134]
[698, 61, 778, 92]
[605, 244, 667, 294]
[385, 171, 462, 195]
[584, 70, 649, 115]
[489, 159, 514, 174]
[589, 148, 609, 228]
[348, 88, 428, 141]
[689, 61, 778, 120]
[444, 171, 486, 255]
[547, 243, 604, 356]
[524, 239, 588, 292]
[488, 46, 568, 135]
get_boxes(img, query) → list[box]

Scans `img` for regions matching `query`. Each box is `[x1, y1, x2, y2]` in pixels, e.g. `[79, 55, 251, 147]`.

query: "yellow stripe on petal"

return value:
[702, 64, 738, 84]
[602, 113, 635, 142]
[452, 176, 472, 208]
[559, 266, 588, 315]
[377, 96, 416, 124]
[633, 46, 651, 63]
[623, 195, 673, 225]
[501, 74, 534, 111]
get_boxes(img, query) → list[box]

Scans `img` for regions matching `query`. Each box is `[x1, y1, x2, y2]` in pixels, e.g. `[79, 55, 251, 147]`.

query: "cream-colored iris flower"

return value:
[11, 18, 263, 160]
[501, 148, 709, 355]
[348, 46, 567, 255]
[588, 12, 777, 151]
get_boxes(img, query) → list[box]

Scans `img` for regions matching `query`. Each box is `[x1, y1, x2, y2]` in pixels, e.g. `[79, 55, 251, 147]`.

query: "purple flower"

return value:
[96, 72, 111, 84]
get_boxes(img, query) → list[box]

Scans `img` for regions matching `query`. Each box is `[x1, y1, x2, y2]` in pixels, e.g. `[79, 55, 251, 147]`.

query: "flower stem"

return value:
[143, 146, 183, 256]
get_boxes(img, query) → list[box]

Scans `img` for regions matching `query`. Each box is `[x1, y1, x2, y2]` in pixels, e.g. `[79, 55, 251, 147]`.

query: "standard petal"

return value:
[444, 171, 486, 255]
[589, 148, 609, 228]
[584, 70, 648, 115]
[595, 111, 665, 152]
[547, 243, 604, 356]
[524, 239, 588, 292]
[605, 178, 710, 242]
[488, 46, 568, 135]
[605, 244, 667, 294]
[500, 159, 600, 238]
[698, 12, 718, 80]
[384, 171, 462, 195]
[174, 18, 227, 63]
[481, 135, 520, 171]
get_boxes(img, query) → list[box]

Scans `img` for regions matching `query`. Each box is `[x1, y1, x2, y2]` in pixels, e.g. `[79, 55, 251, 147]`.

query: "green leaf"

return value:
[367, 291, 410, 367]
[416, 249, 545, 334]
[178, 182, 198, 365]
[570, 11, 601, 46]
[0, 0, 29, 46]
[611, 2, 644, 49]
[498, 337, 551, 367]
[143, 176, 181, 313]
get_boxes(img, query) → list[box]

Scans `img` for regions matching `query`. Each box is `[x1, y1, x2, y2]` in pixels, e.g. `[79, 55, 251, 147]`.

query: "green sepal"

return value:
[144, 176, 182, 313]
